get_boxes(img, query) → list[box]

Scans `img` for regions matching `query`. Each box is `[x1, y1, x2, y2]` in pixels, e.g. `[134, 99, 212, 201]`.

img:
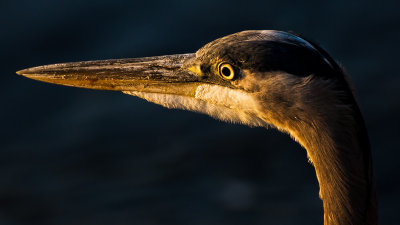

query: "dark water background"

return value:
[2, 0, 399, 224]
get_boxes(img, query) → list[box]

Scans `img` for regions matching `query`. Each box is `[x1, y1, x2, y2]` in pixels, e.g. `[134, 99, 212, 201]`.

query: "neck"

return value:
[234, 70, 377, 224]
[291, 103, 377, 225]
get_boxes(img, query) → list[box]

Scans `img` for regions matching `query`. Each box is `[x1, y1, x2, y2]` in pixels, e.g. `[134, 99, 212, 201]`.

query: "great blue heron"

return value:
[17, 30, 377, 225]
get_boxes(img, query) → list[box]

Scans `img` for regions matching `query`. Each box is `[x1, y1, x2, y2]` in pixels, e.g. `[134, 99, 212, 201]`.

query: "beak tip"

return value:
[16, 70, 24, 75]
[16, 68, 30, 76]
[17, 67, 39, 77]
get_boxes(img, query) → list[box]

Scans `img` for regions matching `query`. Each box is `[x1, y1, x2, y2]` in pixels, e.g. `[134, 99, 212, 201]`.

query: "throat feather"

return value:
[123, 84, 267, 127]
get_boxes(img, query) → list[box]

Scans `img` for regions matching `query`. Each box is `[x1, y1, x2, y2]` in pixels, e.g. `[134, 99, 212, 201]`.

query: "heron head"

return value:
[17, 30, 346, 132]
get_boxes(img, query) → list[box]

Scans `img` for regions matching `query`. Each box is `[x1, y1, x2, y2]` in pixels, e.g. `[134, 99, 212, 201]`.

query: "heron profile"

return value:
[17, 30, 377, 225]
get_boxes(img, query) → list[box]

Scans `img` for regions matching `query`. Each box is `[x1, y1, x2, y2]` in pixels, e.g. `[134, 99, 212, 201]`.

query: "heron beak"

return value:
[17, 53, 200, 96]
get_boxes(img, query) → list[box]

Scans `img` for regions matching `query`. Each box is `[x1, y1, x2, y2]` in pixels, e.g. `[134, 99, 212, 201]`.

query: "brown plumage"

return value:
[17, 30, 377, 225]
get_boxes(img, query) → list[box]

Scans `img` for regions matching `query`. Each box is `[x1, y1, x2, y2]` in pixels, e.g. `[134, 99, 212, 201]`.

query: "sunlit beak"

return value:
[17, 53, 201, 96]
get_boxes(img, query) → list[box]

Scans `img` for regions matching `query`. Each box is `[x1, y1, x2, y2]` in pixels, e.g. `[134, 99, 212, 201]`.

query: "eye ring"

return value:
[218, 63, 235, 80]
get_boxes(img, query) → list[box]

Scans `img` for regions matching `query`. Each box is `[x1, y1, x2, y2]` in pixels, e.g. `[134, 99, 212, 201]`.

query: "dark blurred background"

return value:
[2, 0, 399, 224]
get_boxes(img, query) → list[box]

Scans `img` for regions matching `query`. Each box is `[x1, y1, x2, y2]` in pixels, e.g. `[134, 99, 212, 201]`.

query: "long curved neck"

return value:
[292, 102, 377, 225]
[237, 70, 377, 224]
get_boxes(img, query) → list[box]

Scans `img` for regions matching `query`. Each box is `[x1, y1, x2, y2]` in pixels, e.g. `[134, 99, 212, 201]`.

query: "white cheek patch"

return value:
[123, 84, 267, 127]
[195, 84, 257, 111]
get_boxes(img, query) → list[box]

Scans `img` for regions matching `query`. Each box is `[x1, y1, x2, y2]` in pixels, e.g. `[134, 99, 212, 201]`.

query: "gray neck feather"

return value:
[295, 113, 377, 225]
[250, 73, 377, 225]
[286, 76, 377, 225]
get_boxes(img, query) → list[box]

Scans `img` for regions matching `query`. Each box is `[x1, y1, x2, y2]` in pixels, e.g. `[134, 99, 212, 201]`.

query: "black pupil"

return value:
[221, 67, 231, 77]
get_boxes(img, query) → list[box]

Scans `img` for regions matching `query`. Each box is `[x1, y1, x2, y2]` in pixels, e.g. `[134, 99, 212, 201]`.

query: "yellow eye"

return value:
[218, 63, 235, 80]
